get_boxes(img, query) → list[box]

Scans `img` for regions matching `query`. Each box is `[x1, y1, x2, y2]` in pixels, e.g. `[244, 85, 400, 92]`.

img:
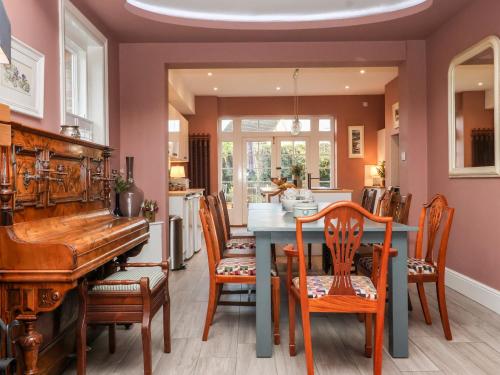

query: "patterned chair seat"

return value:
[216, 257, 277, 277]
[223, 247, 256, 257]
[91, 268, 166, 292]
[226, 238, 256, 249]
[292, 275, 377, 300]
[357, 256, 436, 275]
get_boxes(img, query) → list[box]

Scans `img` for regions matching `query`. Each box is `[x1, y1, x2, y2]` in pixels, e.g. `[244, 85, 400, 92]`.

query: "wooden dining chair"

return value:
[199, 204, 281, 345]
[357, 194, 454, 340]
[285, 202, 394, 375]
[204, 195, 256, 258]
[361, 188, 378, 213]
[76, 262, 171, 375]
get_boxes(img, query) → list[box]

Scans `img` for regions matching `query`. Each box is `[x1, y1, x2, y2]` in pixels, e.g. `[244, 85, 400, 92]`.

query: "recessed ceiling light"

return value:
[213, 87, 218, 91]
[276, 86, 281, 91]
[345, 85, 350, 89]
[360, 69, 366, 74]
[207, 72, 213, 76]
[478, 82, 484, 86]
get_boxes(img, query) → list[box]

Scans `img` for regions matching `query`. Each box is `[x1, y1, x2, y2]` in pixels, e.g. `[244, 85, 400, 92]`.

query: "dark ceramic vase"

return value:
[113, 193, 122, 216]
[119, 156, 144, 217]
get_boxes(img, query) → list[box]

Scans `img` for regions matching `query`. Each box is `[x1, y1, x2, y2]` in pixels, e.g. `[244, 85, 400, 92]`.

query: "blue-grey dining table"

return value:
[246, 202, 418, 358]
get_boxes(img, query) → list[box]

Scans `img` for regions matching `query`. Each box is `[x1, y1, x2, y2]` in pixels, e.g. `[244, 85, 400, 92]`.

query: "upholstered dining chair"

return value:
[357, 194, 454, 340]
[76, 262, 171, 375]
[203, 195, 256, 258]
[285, 201, 394, 375]
[361, 188, 378, 213]
[199, 204, 281, 344]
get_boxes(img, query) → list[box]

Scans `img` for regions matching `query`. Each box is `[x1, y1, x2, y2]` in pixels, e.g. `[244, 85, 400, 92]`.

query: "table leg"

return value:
[255, 232, 272, 358]
[388, 232, 409, 357]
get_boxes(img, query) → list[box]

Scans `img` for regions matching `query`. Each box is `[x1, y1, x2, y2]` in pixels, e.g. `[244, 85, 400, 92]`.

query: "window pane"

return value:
[64, 49, 75, 114]
[280, 140, 307, 182]
[241, 118, 310, 132]
[221, 119, 233, 132]
[319, 140, 332, 188]
[319, 118, 331, 132]
[246, 141, 272, 203]
[221, 142, 234, 208]
[168, 120, 180, 132]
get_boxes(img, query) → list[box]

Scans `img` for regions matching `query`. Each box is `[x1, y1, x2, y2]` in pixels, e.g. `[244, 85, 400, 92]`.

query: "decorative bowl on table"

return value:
[293, 202, 319, 218]
[281, 196, 314, 212]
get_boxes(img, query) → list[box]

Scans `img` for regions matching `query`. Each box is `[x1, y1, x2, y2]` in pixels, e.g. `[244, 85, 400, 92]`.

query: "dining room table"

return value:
[246, 202, 419, 358]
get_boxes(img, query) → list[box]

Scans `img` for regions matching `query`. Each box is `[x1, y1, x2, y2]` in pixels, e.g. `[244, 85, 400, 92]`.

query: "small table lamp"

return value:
[0, 0, 11, 65]
[170, 165, 186, 179]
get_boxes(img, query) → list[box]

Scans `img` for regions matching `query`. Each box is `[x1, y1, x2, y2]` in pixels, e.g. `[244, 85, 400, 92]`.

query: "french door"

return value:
[239, 136, 310, 223]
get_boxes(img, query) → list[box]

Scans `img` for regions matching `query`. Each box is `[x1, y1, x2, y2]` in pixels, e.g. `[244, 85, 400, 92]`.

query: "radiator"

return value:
[188, 133, 210, 195]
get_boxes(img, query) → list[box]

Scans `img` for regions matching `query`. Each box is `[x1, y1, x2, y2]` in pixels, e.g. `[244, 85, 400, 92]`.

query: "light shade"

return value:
[0, 0, 11, 64]
[364, 164, 378, 186]
[170, 165, 186, 178]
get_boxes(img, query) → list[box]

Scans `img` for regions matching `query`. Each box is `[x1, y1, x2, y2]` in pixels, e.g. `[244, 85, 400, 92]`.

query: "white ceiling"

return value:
[171, 67, 399, 98]
[127, 0, 429, 27]
[455, 65, 494, 92]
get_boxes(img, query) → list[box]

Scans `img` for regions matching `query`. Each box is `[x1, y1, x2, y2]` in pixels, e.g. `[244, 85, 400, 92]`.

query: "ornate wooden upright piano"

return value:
[0, 106, 149, 374]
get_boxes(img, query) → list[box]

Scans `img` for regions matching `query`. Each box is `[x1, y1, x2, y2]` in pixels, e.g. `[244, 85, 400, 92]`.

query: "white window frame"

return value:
[218, 116, 337, 224]
[59, 0, 109, 145]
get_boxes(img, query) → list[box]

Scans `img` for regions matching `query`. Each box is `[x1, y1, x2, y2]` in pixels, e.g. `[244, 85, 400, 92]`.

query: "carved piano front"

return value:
[0, 120, 149, 375]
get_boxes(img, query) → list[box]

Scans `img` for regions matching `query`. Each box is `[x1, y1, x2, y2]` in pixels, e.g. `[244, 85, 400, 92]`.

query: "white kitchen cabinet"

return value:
[169, 189, 203, 260]
[168, 103, 189, 162]
[132, 221, 164, 263]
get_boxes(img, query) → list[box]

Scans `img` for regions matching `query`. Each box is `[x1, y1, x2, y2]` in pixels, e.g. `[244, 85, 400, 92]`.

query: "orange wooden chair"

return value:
[285, 201, 394, 375]
[357, 194, 454, 340]
[199, 204, 280, 344]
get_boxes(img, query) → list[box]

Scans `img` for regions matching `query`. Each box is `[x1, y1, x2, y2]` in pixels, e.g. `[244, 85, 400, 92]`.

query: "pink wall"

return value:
[186, 95, 385, 201]
[3, 0, 121, 170]
[426, 0, 500, 289]
[384, 77, 399, 186]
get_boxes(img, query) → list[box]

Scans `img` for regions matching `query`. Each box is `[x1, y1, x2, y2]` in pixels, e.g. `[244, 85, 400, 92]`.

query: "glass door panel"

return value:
[278, 139, 308, 185]
[244, 140, 273, 205]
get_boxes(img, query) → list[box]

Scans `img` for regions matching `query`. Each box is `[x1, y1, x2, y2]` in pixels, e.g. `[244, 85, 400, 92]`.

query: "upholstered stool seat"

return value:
[292, 275, 378, 300]
[91, 268, 166, 292]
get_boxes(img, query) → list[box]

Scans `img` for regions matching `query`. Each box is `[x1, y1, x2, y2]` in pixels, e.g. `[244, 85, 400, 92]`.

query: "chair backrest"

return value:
[415, 194, 454, 271]
[206, 194, 227, 257]
[199, 203, 222, 277]
[376, 189, 393, 216]
[361, 188, 377, 213]
[392, 193, 412, 224]
[218, 191, 232, 241]
[295, 202, 392, 301]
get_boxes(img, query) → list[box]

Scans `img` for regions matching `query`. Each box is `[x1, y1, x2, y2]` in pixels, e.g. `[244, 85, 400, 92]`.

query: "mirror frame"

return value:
[448, 35, 500, 178]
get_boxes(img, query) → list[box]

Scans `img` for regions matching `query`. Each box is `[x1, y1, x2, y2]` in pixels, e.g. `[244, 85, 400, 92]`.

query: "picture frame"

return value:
[0, 37, 45, 118]
[392, 102, 400, 129]
[348, 125, 364, 158]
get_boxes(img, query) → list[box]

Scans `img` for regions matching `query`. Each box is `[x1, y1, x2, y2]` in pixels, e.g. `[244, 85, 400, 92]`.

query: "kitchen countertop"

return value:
[260, 186, 353, 194]
[168, 188, 205, 196]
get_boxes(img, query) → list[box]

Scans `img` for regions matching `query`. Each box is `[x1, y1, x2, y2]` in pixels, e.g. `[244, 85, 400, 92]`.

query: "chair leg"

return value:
[300, 304, 314, 375]
[288, 290, 296, 356]
[364, 314, 372, 358]
[272, 277, 280, 345]
[416, 282, 432, 325]
[408, 291, 413, 311]
[202, 281, 217, 341]
[373, 311, 385, 375]
[214, 284, 223, 317]
[357, 313, 365, 322]
[141, 321, 152, 375]
[163, 297, 171, 353]
[271, 243, 277, 263]
[307, 243, 312, 270]
[436, 279, 452, 340]
[108, 324, 116, 354]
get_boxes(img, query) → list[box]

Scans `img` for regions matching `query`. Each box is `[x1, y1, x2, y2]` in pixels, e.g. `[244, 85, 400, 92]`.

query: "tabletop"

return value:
[247, 203, 419, 233]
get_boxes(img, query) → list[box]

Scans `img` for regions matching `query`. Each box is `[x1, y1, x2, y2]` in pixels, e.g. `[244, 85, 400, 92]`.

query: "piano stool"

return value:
[76, 262, 171, 375]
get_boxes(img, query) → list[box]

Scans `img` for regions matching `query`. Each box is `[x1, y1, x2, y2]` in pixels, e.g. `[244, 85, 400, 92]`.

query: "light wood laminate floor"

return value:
[64, 251, 500, 374]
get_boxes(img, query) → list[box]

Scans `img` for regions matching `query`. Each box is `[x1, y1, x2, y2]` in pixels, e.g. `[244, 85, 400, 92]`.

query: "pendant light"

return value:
[291, 68, 301, 136]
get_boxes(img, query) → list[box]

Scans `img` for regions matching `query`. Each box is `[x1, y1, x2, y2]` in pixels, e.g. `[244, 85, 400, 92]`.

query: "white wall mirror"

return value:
[449, 35, 500, 177]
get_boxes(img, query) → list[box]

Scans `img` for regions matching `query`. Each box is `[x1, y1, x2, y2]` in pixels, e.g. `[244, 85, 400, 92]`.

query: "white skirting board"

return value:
[445, 267, 500, 315]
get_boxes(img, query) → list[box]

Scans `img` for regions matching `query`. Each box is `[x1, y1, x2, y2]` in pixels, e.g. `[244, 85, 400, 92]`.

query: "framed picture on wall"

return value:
[392, 102, 400, 129]
[0, 37, 45, 118]
[348, 125, 364, 158]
